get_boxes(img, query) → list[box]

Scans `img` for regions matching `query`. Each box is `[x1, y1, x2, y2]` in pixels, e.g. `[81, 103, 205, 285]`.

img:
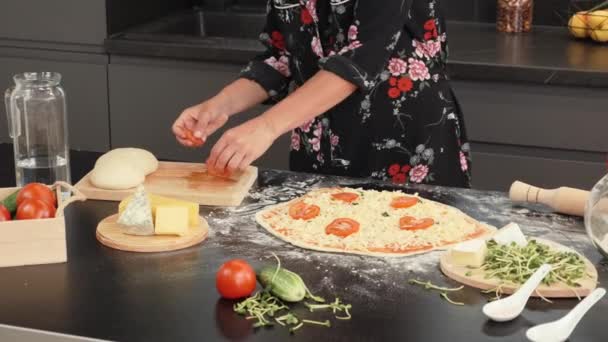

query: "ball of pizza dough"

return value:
[90, 148, 158, 190]
[90, 160, 145, 190]
[95, 148, 158, 175]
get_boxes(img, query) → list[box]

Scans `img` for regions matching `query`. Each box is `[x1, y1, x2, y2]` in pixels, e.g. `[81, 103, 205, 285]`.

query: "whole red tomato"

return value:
[17, 183, 56, 207]
[16, 199, 56, 220]
[0, 205, 10, 221]
[216, 259, 256, 299]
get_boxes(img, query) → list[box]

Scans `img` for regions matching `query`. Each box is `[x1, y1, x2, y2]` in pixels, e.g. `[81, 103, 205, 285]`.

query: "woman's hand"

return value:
[172, 99, 229, 147]
[206, 117, 278, 174]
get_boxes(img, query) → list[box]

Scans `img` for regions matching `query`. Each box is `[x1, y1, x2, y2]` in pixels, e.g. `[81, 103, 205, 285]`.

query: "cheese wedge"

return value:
[119, 194, 199, 227]
[449, 239, 487, 268]
[493, 222, 527, 247]
[155, 206, 189, 236]
[117, 185, 154, 236]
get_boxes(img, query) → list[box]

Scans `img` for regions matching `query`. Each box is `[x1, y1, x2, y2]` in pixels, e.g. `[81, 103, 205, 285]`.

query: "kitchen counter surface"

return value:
[105, 12, 608, 88]
[0, 154, 606, 341]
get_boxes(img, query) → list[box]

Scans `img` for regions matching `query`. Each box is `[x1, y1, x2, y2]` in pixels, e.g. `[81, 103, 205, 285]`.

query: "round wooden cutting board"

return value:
[440, 238, 598, 298]
[96, 214, 209, 253]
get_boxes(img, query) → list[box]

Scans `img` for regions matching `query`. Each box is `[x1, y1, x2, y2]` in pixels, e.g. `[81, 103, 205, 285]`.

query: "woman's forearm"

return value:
[212, 78, 270, 117]
[259, 70, 357, 137]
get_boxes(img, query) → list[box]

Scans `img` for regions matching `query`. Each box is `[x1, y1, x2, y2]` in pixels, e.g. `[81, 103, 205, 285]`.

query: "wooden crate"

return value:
[0, 182, 86, 268]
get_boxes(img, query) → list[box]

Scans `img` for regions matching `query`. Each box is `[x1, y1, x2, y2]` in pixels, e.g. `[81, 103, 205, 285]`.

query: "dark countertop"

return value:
[105, 10, 608, 88]
[0, 145, 607, 341]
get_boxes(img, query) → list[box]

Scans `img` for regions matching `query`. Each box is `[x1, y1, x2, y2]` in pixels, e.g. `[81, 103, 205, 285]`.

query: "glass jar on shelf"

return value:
[497, 0, 534, 33]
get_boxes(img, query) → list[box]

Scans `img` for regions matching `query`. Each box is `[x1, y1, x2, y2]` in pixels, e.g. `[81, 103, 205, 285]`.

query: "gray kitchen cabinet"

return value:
[0, 47, 110, 152]
[471, 149, 605, 192]
[452, 80, 608, 153]
[108, 57, 290, 170]
[453, 80, 607, 191]
[0, 0, 107, 46]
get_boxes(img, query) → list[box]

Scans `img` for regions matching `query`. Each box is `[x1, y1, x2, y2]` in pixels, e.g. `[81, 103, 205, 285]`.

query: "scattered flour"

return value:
[203, 171, 603, 299]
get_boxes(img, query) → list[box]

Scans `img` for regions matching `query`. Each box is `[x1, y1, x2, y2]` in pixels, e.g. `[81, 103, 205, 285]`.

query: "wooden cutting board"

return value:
[96, 214, 208, 253]
[440, 238, 598, 298]
[75, 162, 257, 206]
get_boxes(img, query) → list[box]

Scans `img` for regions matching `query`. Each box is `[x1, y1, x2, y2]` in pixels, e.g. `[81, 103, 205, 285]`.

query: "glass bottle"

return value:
[4, 72, 71, 187]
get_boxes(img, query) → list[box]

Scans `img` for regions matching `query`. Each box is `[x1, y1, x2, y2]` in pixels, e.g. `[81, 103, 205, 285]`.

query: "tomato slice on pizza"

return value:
[325, 218, 360, 237]
[331, 192, 360, 203]
[390, 196, 419, 209]
[289, 202, 320, 220]
[399, 216, 435, 231]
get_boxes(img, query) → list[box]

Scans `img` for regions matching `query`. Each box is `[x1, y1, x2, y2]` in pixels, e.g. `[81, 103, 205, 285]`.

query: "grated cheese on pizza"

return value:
[255, 187, 495, 257]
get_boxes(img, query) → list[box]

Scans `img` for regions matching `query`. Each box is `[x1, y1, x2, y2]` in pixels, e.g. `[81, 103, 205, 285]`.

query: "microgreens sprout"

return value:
[483, 240, 587, 288]
[408, 279, 464, 292]
[233, 254, 352, 332]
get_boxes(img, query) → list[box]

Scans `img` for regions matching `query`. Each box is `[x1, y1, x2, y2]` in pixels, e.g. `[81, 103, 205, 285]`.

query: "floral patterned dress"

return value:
[241, 0, 472, 187]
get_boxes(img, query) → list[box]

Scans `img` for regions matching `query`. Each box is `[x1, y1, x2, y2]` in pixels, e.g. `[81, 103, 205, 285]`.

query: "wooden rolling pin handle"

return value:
[509, 181, 543, 204]
[509, 181, 589, 217]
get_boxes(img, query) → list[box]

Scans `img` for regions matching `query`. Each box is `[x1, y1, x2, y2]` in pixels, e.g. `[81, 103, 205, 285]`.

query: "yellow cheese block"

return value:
[449, 239, 487, 268]
[119, 194, 199, 227]
[155, 206, 189, 236]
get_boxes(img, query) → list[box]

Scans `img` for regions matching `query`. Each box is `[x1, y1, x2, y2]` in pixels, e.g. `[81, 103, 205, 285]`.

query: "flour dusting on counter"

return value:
[201, 170, 601, 300]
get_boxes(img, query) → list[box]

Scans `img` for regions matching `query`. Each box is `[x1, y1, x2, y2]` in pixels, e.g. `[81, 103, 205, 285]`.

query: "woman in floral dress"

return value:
[172, 0, 472, 187]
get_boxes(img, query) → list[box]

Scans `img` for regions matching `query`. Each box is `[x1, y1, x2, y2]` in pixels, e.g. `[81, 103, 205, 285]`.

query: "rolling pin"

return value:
[509, 181, 589, 217]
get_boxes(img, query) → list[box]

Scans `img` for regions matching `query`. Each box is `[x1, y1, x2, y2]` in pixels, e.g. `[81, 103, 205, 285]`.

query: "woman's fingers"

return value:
[206, 132, 230, 169]
[238, 154, 255, 172]
[226, 151, 246, 174]
[192, 112, 210, 140]
[173, 107, 198, 141]
[214, 144, 238, 172]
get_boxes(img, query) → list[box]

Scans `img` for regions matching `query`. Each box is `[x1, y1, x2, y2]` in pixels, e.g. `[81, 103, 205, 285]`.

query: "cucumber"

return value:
[1, 190, 19, 214]
[257, 266, 307, 302]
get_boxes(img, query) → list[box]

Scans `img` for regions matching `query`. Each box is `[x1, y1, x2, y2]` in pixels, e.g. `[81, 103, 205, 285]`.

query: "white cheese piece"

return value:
[449, 239, 487, 267]
[117, 185, 154, 236]
[493, 222, 527, 247]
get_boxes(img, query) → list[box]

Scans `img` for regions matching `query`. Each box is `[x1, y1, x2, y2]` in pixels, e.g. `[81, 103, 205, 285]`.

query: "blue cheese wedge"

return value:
[493, 222, 527, 247]
[117, 185, 154, 236]
[449, 239, 487, 268]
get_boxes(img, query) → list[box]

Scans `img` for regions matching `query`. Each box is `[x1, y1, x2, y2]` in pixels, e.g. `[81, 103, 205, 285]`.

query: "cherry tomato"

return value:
[331, 192, 359, 203]
[216, 259, 257, 299]
[390, 196, 419, 209]
[184, 129, 204, 147]
[17, 183, 56, 207]
[399, 216, 435, 231]
[325, 218, 360, 238]
[288, 202, 320, 220]
[16, 199, 56, 220]
[0, 205, 10, 221]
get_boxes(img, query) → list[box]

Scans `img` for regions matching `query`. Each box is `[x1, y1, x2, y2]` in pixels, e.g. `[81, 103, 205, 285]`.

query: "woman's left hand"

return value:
[206, 117, 278, 174]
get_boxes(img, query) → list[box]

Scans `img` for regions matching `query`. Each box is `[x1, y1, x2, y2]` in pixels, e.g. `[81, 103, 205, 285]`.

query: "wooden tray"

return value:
[0, 182, 86, 267]
[440, 238, 598, 298]
[75, 161, 257, 206]
[96, 214, 209, 253]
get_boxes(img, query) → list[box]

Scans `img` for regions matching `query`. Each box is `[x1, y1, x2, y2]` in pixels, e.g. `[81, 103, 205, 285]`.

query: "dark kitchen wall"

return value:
[106, 0, 195, 34]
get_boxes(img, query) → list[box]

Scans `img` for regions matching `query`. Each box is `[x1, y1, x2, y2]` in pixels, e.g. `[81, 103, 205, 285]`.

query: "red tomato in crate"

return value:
[17, 183, 56, 208]
[16, 199, 56, 220]
[0, 205, 10, 221]
[216, 259, 257, 299]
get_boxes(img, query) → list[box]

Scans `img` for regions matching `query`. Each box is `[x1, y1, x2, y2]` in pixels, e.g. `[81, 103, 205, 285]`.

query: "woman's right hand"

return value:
[172, 99, 230, 147]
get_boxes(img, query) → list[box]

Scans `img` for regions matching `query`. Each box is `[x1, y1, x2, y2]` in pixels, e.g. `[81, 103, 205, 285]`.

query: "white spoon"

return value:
[482, 264, 552, 322]
[526, 287, 606, 342]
